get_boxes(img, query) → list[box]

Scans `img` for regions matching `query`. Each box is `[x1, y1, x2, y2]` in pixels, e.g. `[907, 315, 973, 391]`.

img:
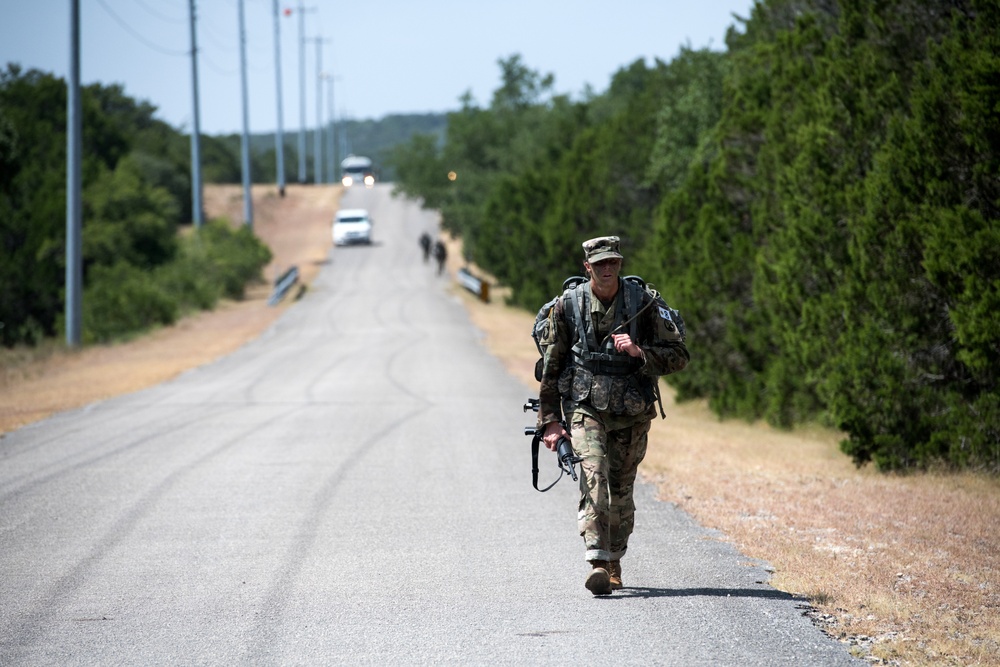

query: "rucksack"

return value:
[530, 275, 683, 374]
[531, 277, 585, 381]
[532, 277, 585, 350]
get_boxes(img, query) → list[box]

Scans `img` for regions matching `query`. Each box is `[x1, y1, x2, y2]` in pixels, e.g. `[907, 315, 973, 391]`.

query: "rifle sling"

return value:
[531, 432, 566, 493]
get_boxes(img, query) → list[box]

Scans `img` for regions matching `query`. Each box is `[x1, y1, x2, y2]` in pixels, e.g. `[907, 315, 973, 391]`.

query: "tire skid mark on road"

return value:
[0, 401, 194, 467]
[242, 403, 430, 662]
[238, 313, 349, 406]
[328, 239, 376, 287]
[299, 289, 437, 406]
[372, 278, 426, 331]
[0, 401, 246, 502]
[382, 292, 439, 405]
[0, 303, 351, 486]
[291, 244, 417, 404]
[239, 258, 359, 407]
[130, 259, 353, 410]
[301, 353, 353, 405]
[0, 403, 308, 659]
[301, 321, 431, 407]
[0, 344, 286, 460]
[385, 338, 435, 405]
[244, 310, 352, 404]
[232, 329, 339, 406]
[240, 337, 347, 407]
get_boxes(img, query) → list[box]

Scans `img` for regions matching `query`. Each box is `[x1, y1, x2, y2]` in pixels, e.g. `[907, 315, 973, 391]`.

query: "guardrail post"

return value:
[456, 267, 490, 303]
[268, 266, 300, 305]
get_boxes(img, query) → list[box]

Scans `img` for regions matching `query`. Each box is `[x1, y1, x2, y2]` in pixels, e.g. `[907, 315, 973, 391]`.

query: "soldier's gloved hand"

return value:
[612, 333, 644, 359]
[542, 421, 569, 452]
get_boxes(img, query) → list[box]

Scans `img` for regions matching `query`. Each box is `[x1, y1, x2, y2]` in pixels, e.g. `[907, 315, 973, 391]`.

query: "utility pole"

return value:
[310, 37, 329, 184]
[237, 0, 253, 228]
[293, 3, 317, 183]
[66, 0, 82, 347]
[325, 74, 336, 183]
[188, 0, 204, 226]
[271, 0, 286, 197]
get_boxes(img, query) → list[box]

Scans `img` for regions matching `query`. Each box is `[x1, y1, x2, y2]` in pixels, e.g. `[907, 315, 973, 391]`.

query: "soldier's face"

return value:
[586, 258, 622, 290]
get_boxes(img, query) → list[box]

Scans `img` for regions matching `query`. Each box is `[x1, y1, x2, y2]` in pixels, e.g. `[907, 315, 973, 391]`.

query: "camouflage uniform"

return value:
[536, 237, 689, 564]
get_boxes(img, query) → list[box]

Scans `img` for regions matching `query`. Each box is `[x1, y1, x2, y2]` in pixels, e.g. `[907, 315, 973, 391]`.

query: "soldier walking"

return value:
[534, 236, 689, 595]
[433, 239, 447, 275]
[419, 232, 432, 263]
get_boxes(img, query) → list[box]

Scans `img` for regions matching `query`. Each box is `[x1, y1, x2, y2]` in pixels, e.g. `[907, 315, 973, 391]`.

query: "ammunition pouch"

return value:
[558, 360, 652, 416]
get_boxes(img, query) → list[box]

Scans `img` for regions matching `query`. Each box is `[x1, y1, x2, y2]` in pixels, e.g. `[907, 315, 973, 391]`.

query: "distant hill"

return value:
[220, 112, 448, 184]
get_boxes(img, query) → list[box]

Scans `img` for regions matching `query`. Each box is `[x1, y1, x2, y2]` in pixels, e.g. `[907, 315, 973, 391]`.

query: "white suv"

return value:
[332, 208, 373, 246]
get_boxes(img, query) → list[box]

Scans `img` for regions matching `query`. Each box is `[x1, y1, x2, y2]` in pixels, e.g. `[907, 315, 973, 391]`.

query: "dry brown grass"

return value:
[643, 406, 1000, 666]
[452, 253, 999, 667]
[0, 290, 280, 433]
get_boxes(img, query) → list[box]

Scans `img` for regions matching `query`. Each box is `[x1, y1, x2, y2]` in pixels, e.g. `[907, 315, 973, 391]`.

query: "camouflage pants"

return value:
[570, 412, 651, 562]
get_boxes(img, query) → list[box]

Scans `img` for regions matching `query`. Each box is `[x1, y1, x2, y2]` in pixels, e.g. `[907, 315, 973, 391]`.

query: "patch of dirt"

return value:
[203, 183, 337, 286]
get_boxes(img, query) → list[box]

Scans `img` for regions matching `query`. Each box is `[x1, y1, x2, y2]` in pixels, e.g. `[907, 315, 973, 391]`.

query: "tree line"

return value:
[388, 0, 999, 472]
[212, 113, 447, 184]
[0, 64, 271, 346]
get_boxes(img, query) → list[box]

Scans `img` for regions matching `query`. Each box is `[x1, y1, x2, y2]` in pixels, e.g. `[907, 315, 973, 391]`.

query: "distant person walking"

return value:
[433, 240, 447, 276]
[419, 232, 432, 263]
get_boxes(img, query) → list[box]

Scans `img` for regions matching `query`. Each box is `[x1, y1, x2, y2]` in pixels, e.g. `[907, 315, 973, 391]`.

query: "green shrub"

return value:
[82, 262, 178, 343]
[191, 220, 273, 300]
[155, 249, 222, 311]
[78, 220, 272, 344]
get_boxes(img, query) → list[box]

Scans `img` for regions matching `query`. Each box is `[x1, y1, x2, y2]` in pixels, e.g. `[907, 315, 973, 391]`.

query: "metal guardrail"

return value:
[457, 267, 490, 303]
[268, 266, 300, 306]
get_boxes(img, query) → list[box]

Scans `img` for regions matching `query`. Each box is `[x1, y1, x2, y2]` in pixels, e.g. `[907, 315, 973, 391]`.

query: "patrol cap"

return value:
[582, 236, 623, 263]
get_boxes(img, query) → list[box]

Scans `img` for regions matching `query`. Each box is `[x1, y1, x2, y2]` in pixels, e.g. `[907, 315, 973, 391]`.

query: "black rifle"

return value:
[523, 398, 583, 492]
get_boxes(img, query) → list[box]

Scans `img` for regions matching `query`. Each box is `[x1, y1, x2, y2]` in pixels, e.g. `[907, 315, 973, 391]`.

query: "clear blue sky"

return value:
[1, 0, 756, 135]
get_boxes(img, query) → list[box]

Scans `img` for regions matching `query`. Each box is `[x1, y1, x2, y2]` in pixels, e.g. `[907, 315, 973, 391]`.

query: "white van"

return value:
[341, 155, 375, 188]
[332, 208, 373, 246]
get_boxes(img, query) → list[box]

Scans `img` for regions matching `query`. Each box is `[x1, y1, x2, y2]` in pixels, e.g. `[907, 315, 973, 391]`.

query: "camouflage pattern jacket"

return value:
[536, 277, 689, 429]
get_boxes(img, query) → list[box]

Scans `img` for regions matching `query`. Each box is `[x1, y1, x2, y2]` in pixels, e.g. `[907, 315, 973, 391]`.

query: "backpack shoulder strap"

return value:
[566, 281, 594, 354]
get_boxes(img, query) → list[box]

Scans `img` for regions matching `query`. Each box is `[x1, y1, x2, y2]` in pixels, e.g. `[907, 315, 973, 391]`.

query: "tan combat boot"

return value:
[608, 560, 622, 590]
[585, 560, 612, 595]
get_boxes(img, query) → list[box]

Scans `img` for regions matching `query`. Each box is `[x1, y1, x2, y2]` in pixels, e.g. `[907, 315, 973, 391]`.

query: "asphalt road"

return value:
[0, 185, 860, 665]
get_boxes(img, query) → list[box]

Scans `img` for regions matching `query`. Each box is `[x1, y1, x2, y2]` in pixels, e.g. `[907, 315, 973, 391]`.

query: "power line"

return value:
[196, 3, 272, 77]
[129, 0, 187, 25]
[198, 14, 237, 52]
[200, 52, 238, 77]
[95, 0, 188, 57]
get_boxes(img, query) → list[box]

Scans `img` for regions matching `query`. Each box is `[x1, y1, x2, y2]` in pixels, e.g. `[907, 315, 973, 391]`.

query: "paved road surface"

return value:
[0, 185, 860, 665]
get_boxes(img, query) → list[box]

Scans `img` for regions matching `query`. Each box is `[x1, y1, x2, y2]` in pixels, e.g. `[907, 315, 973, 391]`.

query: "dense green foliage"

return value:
[389, 1, 999, 471]
[82, 221, 271, 343]
[0, 65, 271, 347]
